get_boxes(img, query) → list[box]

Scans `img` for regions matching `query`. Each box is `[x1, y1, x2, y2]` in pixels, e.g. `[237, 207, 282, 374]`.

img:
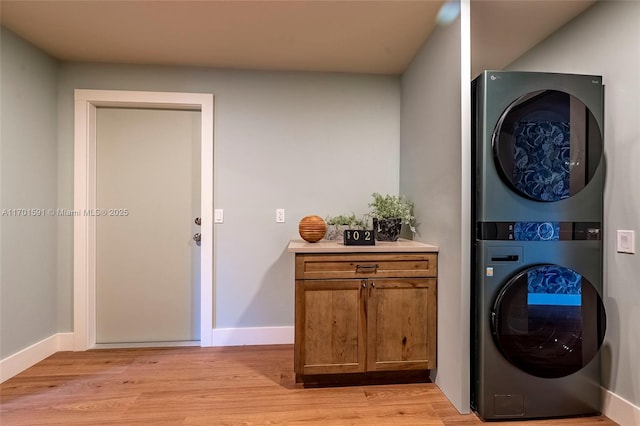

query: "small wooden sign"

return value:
[344, 229, 375, 245]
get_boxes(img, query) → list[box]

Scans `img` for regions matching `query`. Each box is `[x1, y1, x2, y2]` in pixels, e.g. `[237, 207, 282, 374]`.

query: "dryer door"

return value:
[491, 264, 606, 378]
[493, 90, 603, 202]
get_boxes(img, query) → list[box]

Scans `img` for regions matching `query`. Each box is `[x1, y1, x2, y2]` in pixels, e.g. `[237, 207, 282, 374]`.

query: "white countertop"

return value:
[287, 238, 439, 253]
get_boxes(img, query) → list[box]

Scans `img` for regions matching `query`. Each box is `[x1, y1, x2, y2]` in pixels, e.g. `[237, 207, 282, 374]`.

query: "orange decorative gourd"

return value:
[298, 215, 327, 243]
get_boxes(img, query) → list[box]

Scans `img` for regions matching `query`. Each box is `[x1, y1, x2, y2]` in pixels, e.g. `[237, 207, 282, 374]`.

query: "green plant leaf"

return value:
[366, 192, 416, 232]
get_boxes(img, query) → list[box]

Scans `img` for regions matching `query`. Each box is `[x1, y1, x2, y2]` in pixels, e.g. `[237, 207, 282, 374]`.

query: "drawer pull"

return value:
[356, 264, 379, 273]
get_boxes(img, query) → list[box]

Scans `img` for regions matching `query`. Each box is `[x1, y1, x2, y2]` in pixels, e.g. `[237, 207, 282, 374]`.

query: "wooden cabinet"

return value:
[294, 252, 437, 378]
[295, 279, 366, 375]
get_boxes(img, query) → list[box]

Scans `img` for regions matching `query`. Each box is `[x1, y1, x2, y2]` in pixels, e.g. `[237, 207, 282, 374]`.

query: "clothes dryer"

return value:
[473, 71, 604, 223]
[471, 71, 606, 420]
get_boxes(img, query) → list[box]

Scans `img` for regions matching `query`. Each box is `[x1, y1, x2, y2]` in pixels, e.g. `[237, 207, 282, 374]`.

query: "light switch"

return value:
[214, 209, 224, 223]
[617, 230, 635, 254]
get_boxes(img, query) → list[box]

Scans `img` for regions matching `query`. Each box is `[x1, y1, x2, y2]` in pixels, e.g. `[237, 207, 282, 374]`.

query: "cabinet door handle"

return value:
[361, 280, 367, 288]
[356, 264, 379, 273]
[371, 282, 375, 288]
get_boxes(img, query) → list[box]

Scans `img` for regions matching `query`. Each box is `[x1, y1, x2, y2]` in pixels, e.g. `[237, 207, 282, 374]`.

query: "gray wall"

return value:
[56, 64, 401, 330]
[507, 0, 640, 410]
[400, 18, 467, 412]
[1, 30, 401, 356]
[0, 29, 59, 357]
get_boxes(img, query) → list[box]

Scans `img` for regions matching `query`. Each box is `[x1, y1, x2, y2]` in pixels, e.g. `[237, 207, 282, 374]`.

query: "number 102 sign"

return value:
[344, 229, 375, 246]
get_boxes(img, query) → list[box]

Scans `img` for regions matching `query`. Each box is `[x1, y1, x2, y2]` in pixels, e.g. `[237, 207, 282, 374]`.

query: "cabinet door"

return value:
[366, 278, 436, 371]
[295, 279, 366, 375]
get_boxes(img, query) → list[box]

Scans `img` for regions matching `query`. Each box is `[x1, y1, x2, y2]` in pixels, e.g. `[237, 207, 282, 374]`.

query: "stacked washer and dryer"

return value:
[471, 71, 607, 420]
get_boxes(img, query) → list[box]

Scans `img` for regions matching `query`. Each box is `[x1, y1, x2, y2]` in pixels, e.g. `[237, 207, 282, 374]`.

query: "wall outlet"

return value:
[616, 230, 635, 254]
[276, 208, 285, 223]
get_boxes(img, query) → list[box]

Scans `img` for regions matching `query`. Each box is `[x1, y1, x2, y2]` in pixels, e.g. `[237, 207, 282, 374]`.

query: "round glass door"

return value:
[493, 90, 603, 202]
[491, 264, 606, 378]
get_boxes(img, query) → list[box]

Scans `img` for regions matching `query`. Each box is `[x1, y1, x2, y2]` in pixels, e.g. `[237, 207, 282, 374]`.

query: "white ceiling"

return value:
[0, 0, 596, 76]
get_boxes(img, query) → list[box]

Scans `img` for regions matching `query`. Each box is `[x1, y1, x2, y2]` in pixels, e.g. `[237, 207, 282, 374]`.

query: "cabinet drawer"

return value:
[295, 253, 437, 279]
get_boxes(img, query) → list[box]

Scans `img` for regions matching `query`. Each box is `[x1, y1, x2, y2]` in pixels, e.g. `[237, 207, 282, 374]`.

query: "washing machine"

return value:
[471, 71, 607, 420]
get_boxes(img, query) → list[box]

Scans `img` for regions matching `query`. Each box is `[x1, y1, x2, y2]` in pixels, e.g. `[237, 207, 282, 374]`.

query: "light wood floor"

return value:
[0, 345, 617, 425]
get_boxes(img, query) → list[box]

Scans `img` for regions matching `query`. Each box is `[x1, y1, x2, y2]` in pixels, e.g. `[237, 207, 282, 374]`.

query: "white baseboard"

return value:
[57, 332, 75, 351]
[0, 333, 74, 383]
[602, 386, 640, 426]
[210, 326, 294, 347]
[0, 327, 292, 382]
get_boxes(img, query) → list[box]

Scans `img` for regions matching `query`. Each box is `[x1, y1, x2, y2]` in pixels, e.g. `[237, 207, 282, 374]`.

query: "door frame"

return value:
[73, 89, 214, 350]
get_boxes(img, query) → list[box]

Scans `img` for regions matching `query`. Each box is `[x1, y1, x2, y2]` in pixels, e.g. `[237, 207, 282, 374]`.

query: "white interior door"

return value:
[95, 107, 201, 344]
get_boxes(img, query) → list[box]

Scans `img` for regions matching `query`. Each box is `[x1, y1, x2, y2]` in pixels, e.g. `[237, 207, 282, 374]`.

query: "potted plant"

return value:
[367, 192, 416, 241]
[324, 213, 367, 240]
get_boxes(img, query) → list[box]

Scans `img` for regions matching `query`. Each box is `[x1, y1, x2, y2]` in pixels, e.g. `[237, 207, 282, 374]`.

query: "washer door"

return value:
[493, 90, 603, 202]
[491, 264, 606, 378]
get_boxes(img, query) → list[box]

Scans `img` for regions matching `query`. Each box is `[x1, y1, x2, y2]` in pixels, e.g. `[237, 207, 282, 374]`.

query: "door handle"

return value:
[193, 233, 201, 242]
